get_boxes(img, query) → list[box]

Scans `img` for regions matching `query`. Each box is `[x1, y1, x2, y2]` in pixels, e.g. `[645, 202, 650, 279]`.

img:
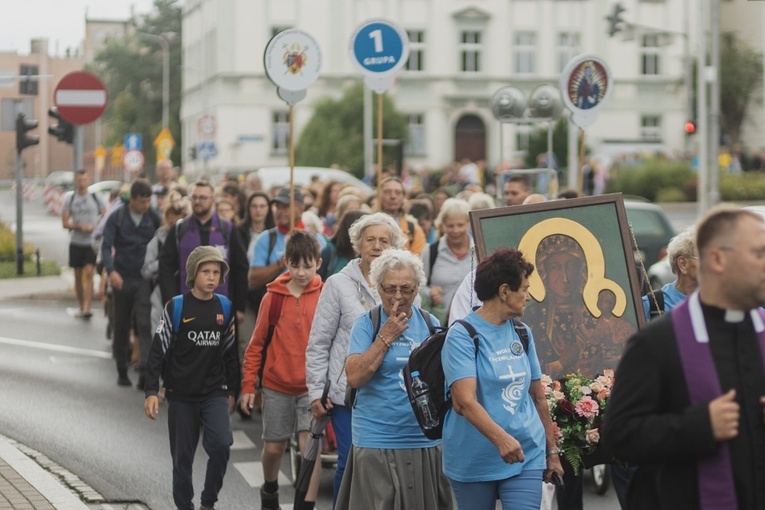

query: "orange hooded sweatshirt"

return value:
[242, 271, 323, 395]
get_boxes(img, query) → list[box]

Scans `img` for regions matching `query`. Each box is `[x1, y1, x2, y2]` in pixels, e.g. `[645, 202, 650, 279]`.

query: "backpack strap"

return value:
[214, 293, 231, 324]
[453, 319, 480, 354]
[114, 204, 127, 240]
[257, 292, 285, 387]
[369, 304, 383, 340]
[511, 318, 530, 353]
[171, 294, 184, 332]
[267, 228, 278, 264]
[416, 307, 437, 335]
[426, 239, 440, 287]
[648, 289, 665, 319]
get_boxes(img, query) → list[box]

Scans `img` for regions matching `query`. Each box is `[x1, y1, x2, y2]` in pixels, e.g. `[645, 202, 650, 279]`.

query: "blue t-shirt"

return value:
[641, 281, 687, 320]
[347, 308, 441, 449]
[441, 311, 546, 482]
[250, 229, 287, 269]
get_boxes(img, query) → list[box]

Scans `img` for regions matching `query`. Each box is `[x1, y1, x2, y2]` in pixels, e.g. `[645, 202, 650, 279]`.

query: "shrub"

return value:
[655, 187, 686, 203]
[0, 221, 34, 260]
[607, 160, 695, 202]
[719, 173, 765, 201]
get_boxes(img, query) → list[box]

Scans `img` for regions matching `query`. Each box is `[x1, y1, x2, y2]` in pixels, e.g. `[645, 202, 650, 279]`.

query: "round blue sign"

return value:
[349, 19, 409, 77]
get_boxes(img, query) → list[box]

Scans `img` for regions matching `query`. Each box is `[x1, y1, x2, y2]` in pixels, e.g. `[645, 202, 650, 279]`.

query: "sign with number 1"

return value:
[349, 18, 409, 92]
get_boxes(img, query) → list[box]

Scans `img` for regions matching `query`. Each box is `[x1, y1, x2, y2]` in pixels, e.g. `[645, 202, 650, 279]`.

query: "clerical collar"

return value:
[724, 310, 745, 323]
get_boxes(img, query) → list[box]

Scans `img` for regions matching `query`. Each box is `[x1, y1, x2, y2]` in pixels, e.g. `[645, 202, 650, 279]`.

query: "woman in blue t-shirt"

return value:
[441, 248, 564, 510]
[337, 249, 453, 510]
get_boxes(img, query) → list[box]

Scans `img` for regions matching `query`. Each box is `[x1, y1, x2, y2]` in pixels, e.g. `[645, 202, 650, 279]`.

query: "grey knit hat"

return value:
[185, 245, 229, 288]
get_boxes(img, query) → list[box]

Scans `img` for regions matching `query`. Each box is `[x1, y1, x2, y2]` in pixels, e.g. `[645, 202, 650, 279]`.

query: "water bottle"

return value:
[410, 371, 439, 430]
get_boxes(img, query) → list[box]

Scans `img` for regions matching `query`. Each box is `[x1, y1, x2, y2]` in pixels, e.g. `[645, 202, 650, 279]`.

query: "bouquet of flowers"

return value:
[541, 369, 615, 475]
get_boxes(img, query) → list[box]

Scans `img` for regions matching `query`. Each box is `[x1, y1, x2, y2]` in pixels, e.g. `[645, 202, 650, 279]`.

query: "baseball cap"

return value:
[185, 246, 229, 288]
[271, 187, 304, 206]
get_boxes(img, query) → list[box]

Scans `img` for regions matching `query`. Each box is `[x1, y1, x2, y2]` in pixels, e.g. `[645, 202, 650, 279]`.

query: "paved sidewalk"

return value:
[0, 273, 74, 302]
[0, 435, 88, 510]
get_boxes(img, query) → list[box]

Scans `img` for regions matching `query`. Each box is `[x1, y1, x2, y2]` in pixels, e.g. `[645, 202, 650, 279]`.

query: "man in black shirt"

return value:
[144, 246, 240, 510]
[605, 206, 765, 510]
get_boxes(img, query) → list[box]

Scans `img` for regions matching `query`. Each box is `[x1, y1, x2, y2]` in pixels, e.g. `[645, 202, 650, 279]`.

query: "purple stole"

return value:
[671, 291, 765, 510]
[178, 214, 230, 295]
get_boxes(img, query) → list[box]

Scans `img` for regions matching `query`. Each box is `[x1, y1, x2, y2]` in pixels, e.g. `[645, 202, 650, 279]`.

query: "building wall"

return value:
[180, 0, 696, 177]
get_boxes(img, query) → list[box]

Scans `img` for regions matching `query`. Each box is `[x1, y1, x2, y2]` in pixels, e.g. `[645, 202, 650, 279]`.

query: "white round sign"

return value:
[123, 149, 145, 173]
[560, 54, 612, 129]
[264, 29, 322, 93]
[197, 115, 216, 138]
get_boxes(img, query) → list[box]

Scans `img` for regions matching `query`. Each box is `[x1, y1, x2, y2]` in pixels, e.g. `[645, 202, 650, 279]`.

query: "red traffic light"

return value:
[684, 120, 696, 134]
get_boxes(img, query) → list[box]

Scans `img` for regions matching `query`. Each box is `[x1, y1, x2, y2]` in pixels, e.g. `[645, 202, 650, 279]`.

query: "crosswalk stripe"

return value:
[232, 461, 292, 488]
[231, 430, 256, 451]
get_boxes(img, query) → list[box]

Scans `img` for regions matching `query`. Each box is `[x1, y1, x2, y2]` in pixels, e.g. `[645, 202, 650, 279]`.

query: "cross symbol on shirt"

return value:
[498, 365, 527, 381]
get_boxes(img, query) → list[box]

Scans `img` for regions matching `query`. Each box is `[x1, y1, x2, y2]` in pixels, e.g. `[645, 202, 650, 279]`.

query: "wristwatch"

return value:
[546, 449, 560, 457]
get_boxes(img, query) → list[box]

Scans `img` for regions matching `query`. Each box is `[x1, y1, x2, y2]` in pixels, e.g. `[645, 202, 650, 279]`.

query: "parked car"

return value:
[88, 180, 124, 204]
[252, 166, 374, 197]
[647, 257, 674, 289]
[623, 198, 676, 268]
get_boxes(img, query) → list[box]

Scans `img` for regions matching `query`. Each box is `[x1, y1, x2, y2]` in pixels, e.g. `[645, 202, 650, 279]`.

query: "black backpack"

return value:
[403, 317, 530, 440]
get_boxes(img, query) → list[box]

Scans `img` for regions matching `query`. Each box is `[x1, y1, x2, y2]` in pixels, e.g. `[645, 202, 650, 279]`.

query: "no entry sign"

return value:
[54, 71, 108, 125]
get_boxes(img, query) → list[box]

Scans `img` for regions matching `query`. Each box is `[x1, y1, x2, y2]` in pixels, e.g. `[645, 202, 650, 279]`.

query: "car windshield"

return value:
[627, 209, 672, 237]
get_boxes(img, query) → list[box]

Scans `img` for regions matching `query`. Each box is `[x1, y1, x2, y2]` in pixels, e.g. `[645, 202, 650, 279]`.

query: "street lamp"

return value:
[136, 31, 174, 131]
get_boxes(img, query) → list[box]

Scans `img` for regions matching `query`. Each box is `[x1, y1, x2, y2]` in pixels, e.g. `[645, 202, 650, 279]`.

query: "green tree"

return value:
[523, 118, 572, 170]
[720, 32, 763, 146]
[295, 82, 409, 178]
[89, 0, 182, 176]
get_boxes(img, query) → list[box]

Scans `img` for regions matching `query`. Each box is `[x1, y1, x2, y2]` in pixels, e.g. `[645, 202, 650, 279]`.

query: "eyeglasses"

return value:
[379, 285, 417, 296]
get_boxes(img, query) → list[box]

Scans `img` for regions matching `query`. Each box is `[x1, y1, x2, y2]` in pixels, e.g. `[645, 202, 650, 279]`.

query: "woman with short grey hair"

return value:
[349, 212, 407, 253]
[642, 226, 698, 320]
[338, 248, 453, 510]
[305, 212, 407, 502]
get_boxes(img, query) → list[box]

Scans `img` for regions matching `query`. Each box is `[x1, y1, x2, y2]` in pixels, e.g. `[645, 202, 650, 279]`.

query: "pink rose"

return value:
[597, 388, 610, 401]
[603, 369, 614, 378]
[585, 428, 600, 444]
[553, 390, 565, 400]
[574, 395, 600, 419]
[541, 374, 553, 387]
[553, 381, 562, 391]
[590, 380, 604, 393]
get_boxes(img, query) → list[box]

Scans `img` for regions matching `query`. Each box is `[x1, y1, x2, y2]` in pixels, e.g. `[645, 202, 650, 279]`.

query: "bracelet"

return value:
[378, 335, 391, 349]
[546, 449, 560, 457]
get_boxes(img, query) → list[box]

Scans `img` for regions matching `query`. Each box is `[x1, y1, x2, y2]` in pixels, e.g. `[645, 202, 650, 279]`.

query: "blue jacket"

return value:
[101, 204, 160, 281]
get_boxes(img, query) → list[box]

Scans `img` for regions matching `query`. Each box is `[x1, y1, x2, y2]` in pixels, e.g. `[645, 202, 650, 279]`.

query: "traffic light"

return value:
[15, 113, 39, 153]
[48, 107, 74, 144]
[684, 120, 696, 135]
[606, 3, 627, 37]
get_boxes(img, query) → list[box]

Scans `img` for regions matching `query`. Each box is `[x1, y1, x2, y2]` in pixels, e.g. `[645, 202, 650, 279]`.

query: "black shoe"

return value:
[136, 373, 145, 391]
[117, 374, 132, 387]
[260, 484, 280, 510]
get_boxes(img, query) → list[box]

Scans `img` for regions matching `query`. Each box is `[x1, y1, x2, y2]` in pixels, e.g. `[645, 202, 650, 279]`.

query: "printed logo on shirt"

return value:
[155, 319, 164, 334]
[187, 330, 221, 346]
[510, 340, 524, 356]
[182, 317, 196, 323]
[498, 364, 527, 415]
[216, 313, 224, 325]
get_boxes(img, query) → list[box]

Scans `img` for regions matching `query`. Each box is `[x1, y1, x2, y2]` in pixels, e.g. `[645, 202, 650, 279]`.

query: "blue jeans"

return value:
[331, 405, 352, 507]
[449, 469, 544, 510]
[167, 397, 233, 510]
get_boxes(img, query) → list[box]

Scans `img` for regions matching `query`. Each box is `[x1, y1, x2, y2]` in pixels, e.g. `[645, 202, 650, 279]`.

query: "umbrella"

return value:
[294, 380, 331, 508]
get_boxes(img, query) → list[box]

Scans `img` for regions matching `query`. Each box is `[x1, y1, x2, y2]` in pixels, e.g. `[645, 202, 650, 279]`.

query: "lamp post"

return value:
[136, 31, 171, 131]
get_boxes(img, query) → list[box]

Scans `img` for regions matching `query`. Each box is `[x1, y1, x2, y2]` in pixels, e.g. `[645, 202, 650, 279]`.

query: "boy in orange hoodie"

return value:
[240, 230, 324, 510]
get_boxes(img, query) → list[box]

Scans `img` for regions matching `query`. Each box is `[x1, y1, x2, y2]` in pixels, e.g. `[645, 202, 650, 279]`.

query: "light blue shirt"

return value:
[250, 228, 286, 269]
[441, 311, 546, 482]
[641, 281, 687, 320]
[347, 308, 441, 449]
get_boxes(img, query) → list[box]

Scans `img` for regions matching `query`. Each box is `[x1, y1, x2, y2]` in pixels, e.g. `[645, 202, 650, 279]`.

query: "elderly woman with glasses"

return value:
[305, 212, 407, 503]
[335, 249, 453, 510]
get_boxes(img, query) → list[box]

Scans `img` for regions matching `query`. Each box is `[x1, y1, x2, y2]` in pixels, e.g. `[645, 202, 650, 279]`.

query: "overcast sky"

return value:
[0, 0, 156, 55]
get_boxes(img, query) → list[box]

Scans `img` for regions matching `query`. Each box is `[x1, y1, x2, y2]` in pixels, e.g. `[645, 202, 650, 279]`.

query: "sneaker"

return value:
[117, 374, 132, 387]
[260, 484, 280, 510]
[200, 506, 214, 510]
[81, 310, 93, 319]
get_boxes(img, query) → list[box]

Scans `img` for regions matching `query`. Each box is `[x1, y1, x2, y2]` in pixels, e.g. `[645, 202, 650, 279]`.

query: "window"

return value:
[460, 31, 482, 72]
[405, 31, 425, 71]
[514, 32, 536, 74]
[19, 64, 38, 95]
[641, 34, 661, 75]
[557, 32, 580, 72]
[641, 115, 662, 141]
[272, 112, 290, 154]
[405, 114, 426, 156]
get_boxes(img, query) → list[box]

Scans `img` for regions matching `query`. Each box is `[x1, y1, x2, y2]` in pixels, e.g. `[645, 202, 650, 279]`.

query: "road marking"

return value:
[0, 336, 111, 359]
[231, 430, 256, 450]
[232, 461, 292, 488]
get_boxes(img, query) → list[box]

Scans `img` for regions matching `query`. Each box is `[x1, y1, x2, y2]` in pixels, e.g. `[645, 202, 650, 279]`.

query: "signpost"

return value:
[123, 149, 145, 175]
[264, 28, 322, 230]
[349, 19, 409, 205]
[154, 127, 175, 162]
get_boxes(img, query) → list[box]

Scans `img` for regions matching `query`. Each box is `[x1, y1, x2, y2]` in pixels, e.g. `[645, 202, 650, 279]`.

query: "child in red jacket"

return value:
[240, 230, 324, 510]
